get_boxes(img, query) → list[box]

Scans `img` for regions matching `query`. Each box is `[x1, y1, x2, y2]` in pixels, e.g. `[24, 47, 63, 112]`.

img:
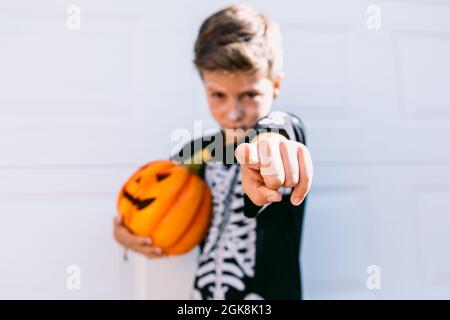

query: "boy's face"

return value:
[202, 69, 283, 141]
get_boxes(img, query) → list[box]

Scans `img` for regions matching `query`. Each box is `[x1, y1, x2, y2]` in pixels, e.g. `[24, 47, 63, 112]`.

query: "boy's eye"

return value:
[244, 92, 259, 99]
[211, 92, 225, 99]
[210, 92, 259, 100]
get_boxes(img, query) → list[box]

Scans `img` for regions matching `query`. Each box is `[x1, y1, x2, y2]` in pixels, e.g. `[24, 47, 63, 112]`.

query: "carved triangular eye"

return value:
[156, 173, 170, 182]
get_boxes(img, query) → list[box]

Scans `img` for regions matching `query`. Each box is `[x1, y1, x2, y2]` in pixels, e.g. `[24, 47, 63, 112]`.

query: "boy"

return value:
[114, 4, 313, 300]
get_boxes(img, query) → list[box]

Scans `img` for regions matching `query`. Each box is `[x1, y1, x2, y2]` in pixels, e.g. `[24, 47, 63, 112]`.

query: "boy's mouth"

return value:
[223, 122, 252, 130]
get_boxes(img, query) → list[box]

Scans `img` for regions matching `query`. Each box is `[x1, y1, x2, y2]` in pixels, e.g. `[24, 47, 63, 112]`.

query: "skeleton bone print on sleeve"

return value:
[191, 162, 263, 300]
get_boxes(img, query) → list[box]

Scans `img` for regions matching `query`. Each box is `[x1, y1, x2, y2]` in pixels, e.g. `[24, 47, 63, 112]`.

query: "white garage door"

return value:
[0, 0, 448, 299]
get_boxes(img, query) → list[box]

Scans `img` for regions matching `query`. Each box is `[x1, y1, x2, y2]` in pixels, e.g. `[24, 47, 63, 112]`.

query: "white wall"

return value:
[0, 0, 449, 299]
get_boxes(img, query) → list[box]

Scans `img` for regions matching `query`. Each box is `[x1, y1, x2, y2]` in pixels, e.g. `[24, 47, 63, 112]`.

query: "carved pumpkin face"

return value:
[117, 160, 212, 255]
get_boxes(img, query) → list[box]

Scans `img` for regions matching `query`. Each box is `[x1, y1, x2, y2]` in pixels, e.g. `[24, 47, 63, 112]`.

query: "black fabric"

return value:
[170, 111, 307, 300]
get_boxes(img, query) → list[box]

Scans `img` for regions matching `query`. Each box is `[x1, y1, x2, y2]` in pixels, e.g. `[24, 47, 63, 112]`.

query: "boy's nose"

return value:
[227, 102, 244, 121]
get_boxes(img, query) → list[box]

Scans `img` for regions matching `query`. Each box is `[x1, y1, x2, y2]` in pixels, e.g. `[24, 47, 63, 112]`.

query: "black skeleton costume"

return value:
[171, 111, 307, 300]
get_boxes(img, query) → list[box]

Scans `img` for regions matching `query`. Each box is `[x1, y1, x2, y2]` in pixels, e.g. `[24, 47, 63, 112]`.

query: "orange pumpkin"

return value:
[117, 160, 212, 255]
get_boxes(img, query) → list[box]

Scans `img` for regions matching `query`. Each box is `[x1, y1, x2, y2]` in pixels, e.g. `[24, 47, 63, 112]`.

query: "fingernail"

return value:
[155, 247, 162, 254]
[267, 195, 279, 202]
[146, 238, 152, 245]
[292, 197, 302, 206]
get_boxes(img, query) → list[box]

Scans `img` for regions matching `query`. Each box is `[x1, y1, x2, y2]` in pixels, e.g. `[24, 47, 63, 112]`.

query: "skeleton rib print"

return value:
[191, 162, 261, 300]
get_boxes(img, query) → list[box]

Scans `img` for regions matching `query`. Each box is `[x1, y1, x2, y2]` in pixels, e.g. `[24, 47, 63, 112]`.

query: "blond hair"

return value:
[193, 4, 283, 81]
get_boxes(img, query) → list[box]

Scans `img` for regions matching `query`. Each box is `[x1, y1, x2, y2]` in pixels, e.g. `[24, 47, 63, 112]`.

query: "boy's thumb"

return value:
[246, 184, 282, 206]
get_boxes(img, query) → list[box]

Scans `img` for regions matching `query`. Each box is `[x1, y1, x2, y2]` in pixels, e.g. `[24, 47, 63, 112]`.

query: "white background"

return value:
[0, 0, 449, 299]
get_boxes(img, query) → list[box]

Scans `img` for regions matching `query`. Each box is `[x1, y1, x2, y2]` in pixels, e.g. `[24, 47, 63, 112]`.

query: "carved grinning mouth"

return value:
[122, 190, 156, 210]
[122, 172, 170, 209]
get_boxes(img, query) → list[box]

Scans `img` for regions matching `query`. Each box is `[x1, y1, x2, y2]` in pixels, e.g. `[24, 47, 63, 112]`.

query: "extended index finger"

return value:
[235, 143, 260, 170]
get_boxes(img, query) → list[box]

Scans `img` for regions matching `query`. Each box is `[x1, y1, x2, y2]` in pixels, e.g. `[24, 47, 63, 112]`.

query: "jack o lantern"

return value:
[117, 160, 212, 255]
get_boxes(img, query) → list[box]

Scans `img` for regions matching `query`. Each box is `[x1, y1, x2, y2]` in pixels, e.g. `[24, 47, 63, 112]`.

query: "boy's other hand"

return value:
[113, 215, 166, 259]
[235, 132, 313, 206]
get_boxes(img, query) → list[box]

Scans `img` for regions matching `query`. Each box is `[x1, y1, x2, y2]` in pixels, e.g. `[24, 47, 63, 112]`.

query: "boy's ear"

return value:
[273, 72, 284, 99]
